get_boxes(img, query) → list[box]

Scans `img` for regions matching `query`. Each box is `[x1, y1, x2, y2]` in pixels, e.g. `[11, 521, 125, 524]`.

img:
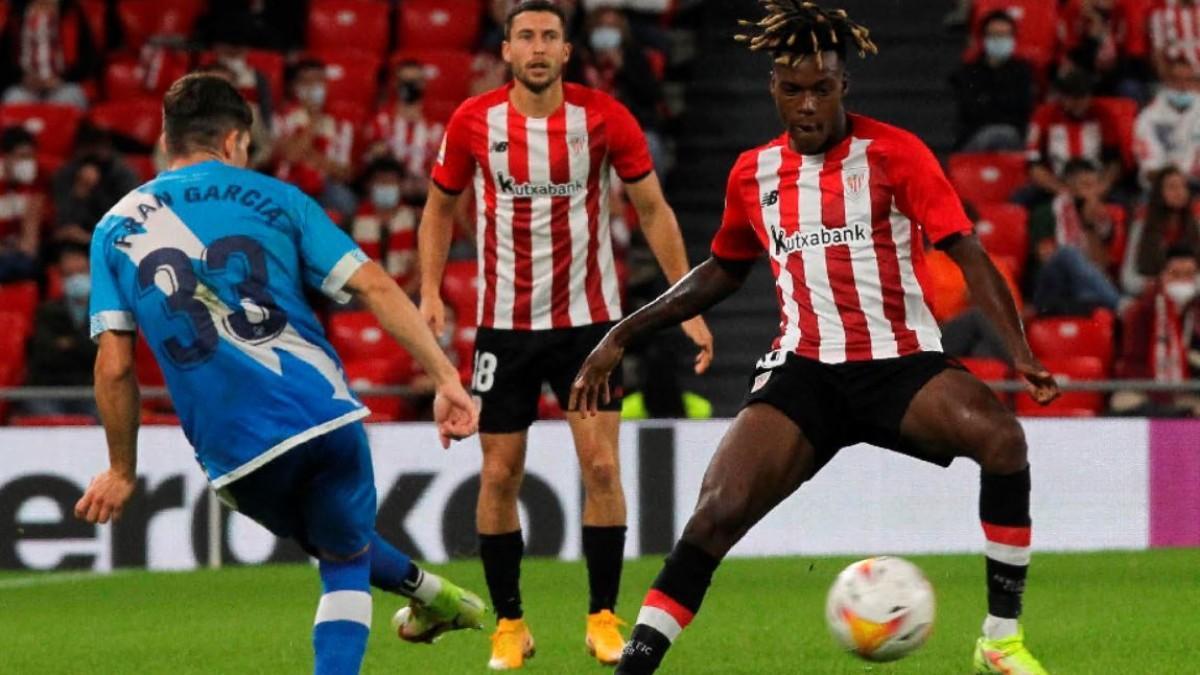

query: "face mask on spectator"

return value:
[398, 81, 424, 104]
[371, 184, 401, 210]
[983, 36, 1015, 61]
[1165, 280, 1198, 307]
[1166, 88, 1196, 109]
[297, 84, 326, 108]
[63, 273, 90, 302]
[9, 158, 36, 185]
[590, 26, 622, 52]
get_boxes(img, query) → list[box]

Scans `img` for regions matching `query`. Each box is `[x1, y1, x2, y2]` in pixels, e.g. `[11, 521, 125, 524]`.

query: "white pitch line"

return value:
[0, 571, 129, 590]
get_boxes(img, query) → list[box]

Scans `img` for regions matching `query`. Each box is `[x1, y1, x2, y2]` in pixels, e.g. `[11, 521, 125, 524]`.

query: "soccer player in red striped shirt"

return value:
[418, 1, 713, 669]
[572, 3, 1059, 674]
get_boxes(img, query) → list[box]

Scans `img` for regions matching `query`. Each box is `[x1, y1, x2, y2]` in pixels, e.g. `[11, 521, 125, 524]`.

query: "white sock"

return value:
[983, 615, 1019, 640]
[407, 568, 443, 605]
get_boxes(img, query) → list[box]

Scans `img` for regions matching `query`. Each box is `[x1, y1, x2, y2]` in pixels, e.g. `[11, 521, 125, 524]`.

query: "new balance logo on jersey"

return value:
[770, 222, 870, 255]
[761, 189, 779, 207]
[495, 171, 584, 197]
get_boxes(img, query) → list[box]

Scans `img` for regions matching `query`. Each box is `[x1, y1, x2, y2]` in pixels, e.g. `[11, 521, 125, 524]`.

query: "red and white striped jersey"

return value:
[1150, 0, 1200, 68]
[1025, 102, 1123, 176]
[711, 115, 974, 364]
[350, 203, 420, 287]
[364, 109, 445, 179]
[431, 81, 653, 330]
[273, 103, 356, 196]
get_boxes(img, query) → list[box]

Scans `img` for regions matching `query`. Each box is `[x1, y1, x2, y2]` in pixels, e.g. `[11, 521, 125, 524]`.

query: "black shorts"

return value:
[471, 322, 623, 433]
[742, 350, 964, 471]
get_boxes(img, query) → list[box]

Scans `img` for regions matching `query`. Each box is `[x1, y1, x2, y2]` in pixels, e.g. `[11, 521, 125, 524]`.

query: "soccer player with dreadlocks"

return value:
[570, 3, 1057, 673]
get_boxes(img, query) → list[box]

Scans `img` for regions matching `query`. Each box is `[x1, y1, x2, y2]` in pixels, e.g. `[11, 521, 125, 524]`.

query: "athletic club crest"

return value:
[844, 170, 867, 197]
[568, 134, 587, 156]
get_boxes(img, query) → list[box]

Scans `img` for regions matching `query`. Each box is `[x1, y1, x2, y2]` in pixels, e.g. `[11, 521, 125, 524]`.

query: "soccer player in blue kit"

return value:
[73, 73, 484, 674]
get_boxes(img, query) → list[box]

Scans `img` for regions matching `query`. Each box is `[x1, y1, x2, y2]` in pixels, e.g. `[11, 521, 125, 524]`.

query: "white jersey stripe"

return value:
[597, 163, 623, 320]
[525, 115, 555, 330]
[487, 103, 516, 329]
[842, 138, 898, 359]
[757, 147, 801, 351]
[797, 155, 846, 363]
[565, 103, 593, 326]
[474, 166, 486, 323]
[889, 204, 943, 352]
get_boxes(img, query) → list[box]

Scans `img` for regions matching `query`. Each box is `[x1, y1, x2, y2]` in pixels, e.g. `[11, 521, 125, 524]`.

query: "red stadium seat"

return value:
[1093, 96, 1137, 169]
[958, 356, 1012, 405]
[397, 0, 481, 52]
[973, 203, 1029, 278]
[11, 414, 95, 427]
[88, 98, 162, 151]
[0, 104, 84, 158]
[948, 152, 1027, 206]
[441, 259, 478, 325]
[116, 0, 204, 52]
[307, 0, 391, 56]
[328, 311, 414, 367]
[0, 312, 29, 382]
[343, 358, 418, 422]
[0, 281, 39, 326]
[125, 154, 157, 182]
[245, 49, 286, 104]
[1026, 309, 1115, 375]
[966, 0, 1058, 70]
[316, 49, 382, 111]
[1015, 355, 1105, 416]
[103, 57, 147, 101]
[141, 411, 181, 425]
[392, 49, 473, 119]
[79, 0, 108, 51]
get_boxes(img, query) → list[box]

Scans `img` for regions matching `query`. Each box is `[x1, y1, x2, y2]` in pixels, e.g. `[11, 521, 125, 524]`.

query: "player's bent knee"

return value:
[978, 418, 1028, 475]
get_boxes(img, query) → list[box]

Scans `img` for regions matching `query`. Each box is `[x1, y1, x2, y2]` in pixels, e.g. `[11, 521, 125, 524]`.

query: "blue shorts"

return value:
[218, 422, 376, 558]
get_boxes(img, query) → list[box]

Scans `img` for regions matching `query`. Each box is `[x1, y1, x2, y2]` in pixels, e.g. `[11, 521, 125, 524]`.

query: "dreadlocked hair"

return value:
[735, 1, 878, 70]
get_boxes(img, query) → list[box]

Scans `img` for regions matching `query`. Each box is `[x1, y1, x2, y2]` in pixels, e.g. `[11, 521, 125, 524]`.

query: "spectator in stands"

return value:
[0, 0, 98, 109]
[195, 0, 307, 52]
[191, 63, 274, 170]
[1029, 158, 1123, 315]
[362, 60, 445, 199]
[1057, 0, 1148, 101]
[351, 158, 421, 296]
[1021, 70, 1126, 207]
[1134, 55, 1200, 188]
[1147, 0, 1200, 80]
[949, 9, 1035, 151]
[19, 242, 98, 419]
[51, 125, 140, 245]
[0, 126, 45, 283]
[273, 58, 357, 223]
[207, 24, 275, 130]
[1113, 245, 1200, 416]
[1121, 167, 1200, 295]
[567, 6, 668, 170]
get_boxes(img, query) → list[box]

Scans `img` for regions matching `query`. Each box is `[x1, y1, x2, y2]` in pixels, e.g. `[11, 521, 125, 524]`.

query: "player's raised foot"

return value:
[973, 628, 1049, 674]
[488, 618, 535, 670]
[391, 579, 486, 644]
[585, 609, 627, 666]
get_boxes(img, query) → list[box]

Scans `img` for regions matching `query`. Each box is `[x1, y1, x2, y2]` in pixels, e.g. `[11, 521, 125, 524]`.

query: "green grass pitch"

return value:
[2, 549, 1196, 674]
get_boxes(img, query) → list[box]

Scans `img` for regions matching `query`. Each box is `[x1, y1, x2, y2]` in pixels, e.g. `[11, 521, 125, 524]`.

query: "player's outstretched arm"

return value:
[347, 260, 478, 447]
[76, 331, 139, 524]
[569, 256, 752, 415]
[626, 172, 714, 374]
[417, 182, 460, 335]
[945, 234, 1060, 405]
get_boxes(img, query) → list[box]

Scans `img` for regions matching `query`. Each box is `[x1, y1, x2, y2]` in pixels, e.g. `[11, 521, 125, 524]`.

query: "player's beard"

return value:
[513, 62, 561, 95]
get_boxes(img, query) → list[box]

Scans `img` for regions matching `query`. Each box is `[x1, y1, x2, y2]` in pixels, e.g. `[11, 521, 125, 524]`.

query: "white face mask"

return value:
[983, 35, 1015, 61]
[298, 84, 326, 108]
[590, 26, 622, 52]
[9, 158, 36, 185]
[1165, 280, 1198, 307]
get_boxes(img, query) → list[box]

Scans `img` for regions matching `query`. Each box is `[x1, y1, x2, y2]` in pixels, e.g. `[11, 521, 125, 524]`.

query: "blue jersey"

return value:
[89, 161, 370, 488]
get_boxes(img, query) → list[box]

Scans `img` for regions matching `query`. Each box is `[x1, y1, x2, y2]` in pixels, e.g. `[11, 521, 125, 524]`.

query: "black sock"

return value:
[583, 525, 626, 614]
[980, 466, 1031, 619]
[616, 541, 720, 674]
[480, 530, 524, 620]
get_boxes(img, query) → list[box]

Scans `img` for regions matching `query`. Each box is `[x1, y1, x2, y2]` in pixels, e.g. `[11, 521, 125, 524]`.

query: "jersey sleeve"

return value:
[710, 159, 763, 261]
[430, 101, 477, 195]
[605, 97, 655, 182]
[887, 132, 975, 245]
[295, 190, 369, 304]
[88, 224, 136, 341]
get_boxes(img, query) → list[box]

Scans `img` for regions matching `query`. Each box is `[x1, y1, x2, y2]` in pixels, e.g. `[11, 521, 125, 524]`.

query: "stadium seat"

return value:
[966, 0, 1058, 70]
[0, 104, 84, 158]
[1015, 355, 1106, 416]
[328, 311, 414, 367]
[1093, 96, 1138, 169]
[103, 57, 146, 101]
[0, 312, 29, 381]
[316, 49, 382, 111]
[397, 0, 481, 52]
[116, 0, 204, 52]
[1025, 309, 1116, 374]
[957, 356, 1012, 404]
[0, 281, 39, 326]
[307, 0, 391, 56]
[10, 414, 95, 427]
[79, 0, 108, 51]
[948, 152, 1027, 205]
[88, 98, 162, 152]
[441, 259, 478, 325]
[343, 358, 418, 422]
[245, 49, 286, 104]
[36, 153, 65, 184]
[125, 154, 157, 182]
[141, 411, 181, 425]
[391, 49, 473, 119]
[973, 203, 1029, 278]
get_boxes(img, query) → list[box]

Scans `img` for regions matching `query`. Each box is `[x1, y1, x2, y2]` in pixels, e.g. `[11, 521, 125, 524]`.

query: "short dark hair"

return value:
[287, 58, 326, 87]
[505, 0, 567, 39]
[162, 73, 253, 157]
[1062, 157, 1099, 178]
[1165, 244, 1196, 264]
[980, 9, 1017, 34]
[1055, 69, 1095, 97]
[0, 126, 34, 153]
[363, 157, 407, 183]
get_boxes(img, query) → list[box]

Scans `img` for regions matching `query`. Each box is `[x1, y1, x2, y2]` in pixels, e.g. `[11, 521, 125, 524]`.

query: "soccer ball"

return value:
[825, 556, 935, 662]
